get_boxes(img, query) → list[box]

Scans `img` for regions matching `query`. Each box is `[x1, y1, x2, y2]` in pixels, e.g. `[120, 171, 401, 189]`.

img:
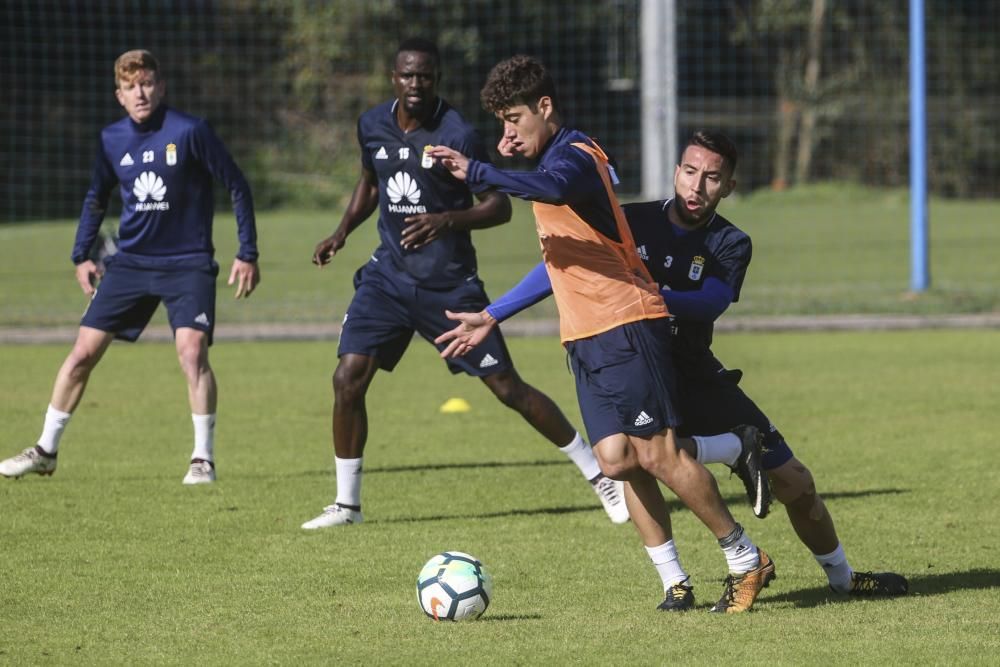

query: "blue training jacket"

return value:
[72, 104, 257, 267]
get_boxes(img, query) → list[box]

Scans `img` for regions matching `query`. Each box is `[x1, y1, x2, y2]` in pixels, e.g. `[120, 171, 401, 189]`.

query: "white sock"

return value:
[693, 433, 741, 467]
[645, 540, 689, 590]
[191, 413, 216, 462]
[558, 432, 602, 481]
[719, 523, 760, 574]
[815, 543, 853, 593]
[334, 456, 363, 508]
[37, 404, 72, 455]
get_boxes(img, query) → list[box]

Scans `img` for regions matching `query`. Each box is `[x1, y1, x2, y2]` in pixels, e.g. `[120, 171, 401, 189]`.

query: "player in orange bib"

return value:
[431, 56, 774, 613]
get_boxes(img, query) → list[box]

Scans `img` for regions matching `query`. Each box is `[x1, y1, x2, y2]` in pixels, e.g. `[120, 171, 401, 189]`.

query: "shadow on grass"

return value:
[317, 463, 914, 508]
[756, 567, 1000, 609]
[283, 459, 571, 478]
[323, 486, 910, 525]
[812, 488, 909, 501]
[377, 504, 601, 523]
[366, 460, 569, 474]
[663, 487, 909, 516]
[66, 459, 572, 482]
[904, 568, 1000, 596]
[480, 613, 543, 622]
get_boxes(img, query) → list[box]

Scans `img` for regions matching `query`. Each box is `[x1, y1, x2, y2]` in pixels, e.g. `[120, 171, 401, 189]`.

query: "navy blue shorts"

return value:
[566, 318, 680, 445]
[337, 261, 514, 375]
[674, 355, 794, 470]
[81, 257, 219, 344]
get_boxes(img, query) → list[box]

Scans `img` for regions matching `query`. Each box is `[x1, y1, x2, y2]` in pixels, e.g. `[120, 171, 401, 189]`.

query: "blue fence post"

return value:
[910, 0, 929, 291]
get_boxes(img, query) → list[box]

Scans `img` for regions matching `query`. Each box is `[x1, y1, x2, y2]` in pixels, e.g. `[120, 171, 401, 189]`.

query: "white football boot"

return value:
[182, 459, 216, 485]
[592, 475, 630, 524]
[301, 504, 364, 530]
[0, 447, 57, 478]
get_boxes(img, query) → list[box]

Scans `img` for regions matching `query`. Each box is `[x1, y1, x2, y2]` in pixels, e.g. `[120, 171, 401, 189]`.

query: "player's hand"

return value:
[74, 260, 102, 297]
[428, 146, 469, 181]
[401, 212, 453, 250]
[229, 258, 260, 299]
[312, 232, 346, 267]
[497, 135, 517, 157]
[434, 309, 496, 358]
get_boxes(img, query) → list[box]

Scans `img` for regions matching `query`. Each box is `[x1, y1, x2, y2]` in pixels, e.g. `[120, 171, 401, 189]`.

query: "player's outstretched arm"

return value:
[434, 263, 551, 358]
[313, 168, 379, 267]
[428, 146, 470, 180]
[434, 310, 497, 358]
[228, 257, 260, 299]
[659, 277, 735, 321]
[436, 142, 595, 205]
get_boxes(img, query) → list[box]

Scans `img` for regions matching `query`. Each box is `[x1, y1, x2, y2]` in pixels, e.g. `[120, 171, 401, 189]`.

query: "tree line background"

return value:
[1, 0, 996, 223]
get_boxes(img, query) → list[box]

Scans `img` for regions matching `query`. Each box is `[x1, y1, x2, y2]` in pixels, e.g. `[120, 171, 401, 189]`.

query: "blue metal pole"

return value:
[910, 0, 929, 291]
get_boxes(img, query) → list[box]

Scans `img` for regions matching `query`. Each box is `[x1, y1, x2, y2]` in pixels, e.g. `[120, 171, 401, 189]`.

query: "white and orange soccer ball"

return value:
[416, 551, 493, 621]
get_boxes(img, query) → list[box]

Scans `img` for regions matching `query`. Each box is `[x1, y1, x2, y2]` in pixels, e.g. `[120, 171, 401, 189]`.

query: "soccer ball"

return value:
[416, 551, 493, 621]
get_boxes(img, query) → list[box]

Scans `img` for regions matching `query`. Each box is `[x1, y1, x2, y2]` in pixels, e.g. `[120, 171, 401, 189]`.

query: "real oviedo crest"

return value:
[688, 255, 705, 281]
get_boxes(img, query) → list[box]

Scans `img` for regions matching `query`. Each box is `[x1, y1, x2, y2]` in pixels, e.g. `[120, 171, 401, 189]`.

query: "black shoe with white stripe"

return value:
[729, 425, 771, 519]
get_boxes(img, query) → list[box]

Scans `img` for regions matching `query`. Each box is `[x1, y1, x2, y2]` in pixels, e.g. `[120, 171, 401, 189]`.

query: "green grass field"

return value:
[2, 185, 999, 328]
[2, 331, 999, 664]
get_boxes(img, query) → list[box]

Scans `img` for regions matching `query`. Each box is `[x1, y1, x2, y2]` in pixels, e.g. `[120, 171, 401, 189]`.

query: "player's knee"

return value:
[174, 329, 209, 373]
[332, 366, 358, 400]
[771, 458, 818, 508]
[600, 457, 641, 481]
[633, 444, 671, 480]
[66, 340, 104, 373]
[784, 484, 825, 522]
[175, 343, 201, 367]
[593, 437, 640, 480]
[332, 360, 371, 403]
[176, 343, 207, 376]
[632, 432, 686, 480]
[482, 372, 524, 409]
[489, 382, 518, 408]
[67, 349, 98, 372]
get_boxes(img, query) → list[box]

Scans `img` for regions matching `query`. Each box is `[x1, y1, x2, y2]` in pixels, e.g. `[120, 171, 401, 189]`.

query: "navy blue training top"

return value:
[73, 104, 258, 268]
[359, 98, 491, 287]
[466, 126, 622, 243]
[625, 199, 752, 366]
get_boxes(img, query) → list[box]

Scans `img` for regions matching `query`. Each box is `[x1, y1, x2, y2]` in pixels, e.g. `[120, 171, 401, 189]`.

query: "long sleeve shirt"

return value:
[466, 127, 666, 342]
[73, 104, 257, 268]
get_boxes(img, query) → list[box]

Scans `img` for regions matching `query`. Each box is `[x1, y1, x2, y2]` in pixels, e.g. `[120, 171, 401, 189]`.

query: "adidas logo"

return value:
[194, 312, 210, 326]
[734, 544, 749, 556]
[636, 244, 648, 261]
[375, 146, 388, 160]
[479, 354, 498, 369]
[634, 411, 653, 426]
[120, 153, 134, 166]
